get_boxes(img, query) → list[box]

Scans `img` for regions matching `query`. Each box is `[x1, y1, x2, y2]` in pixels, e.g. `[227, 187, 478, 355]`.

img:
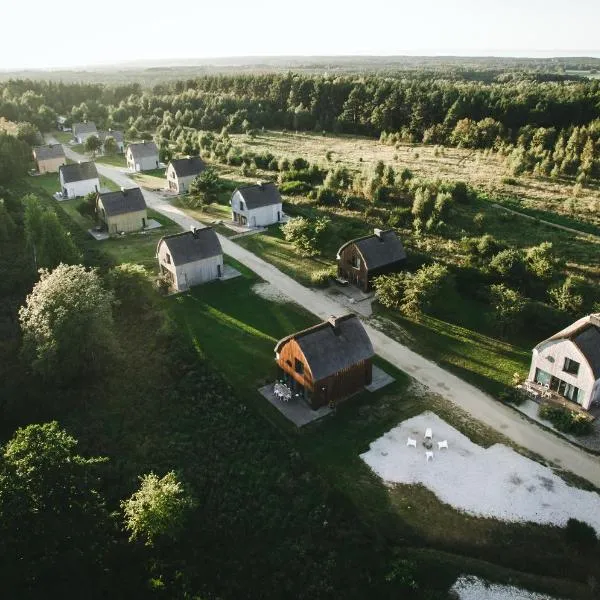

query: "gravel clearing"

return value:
[450, 575, 561, 599]
[251, 282, 292, 304]
[360, 412, 600, 533]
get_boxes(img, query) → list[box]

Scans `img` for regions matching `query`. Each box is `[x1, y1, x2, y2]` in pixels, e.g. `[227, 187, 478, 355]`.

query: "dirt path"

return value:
[53, 139, 600, 487]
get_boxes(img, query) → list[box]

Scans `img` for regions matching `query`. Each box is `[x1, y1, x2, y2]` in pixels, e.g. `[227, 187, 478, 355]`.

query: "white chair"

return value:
[437, 440, 448, 450]
[406, 437, 417, 448]
[425, 451, 434, 462]
[425, 428, 432, 439]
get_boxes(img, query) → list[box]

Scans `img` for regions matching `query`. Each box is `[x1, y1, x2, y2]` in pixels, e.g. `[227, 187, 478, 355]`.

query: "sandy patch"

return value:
[450, 576, 561, 600]
[360, 411, 600, 533]
[251, 282, 292, 304]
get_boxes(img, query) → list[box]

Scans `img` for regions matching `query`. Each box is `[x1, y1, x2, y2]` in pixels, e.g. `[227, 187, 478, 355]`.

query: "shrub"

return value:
[499, 387, 526, 406]
[502, 177, 519, 185]
[279, 180, 312, 195]
[316, 187, 340, 206]
[291, 157, 309, 170]
[538, 403, 593, 436]
[310, 267, 335, 287]
[565, 518, 598, 549]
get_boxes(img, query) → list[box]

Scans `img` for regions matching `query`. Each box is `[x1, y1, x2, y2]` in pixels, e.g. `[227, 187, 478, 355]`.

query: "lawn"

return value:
[96, 153, 127, 168]
[131, 169, 166, 190]
[51, 130, 72, 144]
[174, 200, 236, 236]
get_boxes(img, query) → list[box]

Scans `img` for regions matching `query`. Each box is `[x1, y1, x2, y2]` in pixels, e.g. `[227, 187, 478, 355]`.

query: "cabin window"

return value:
[286, 359, 292, 368]
[166, 253, 171, 264]
[563, 358, 580, 376]
[352, 254, 361, 269]
[239, 200, 245, 211]
[295, 359, 304, 376]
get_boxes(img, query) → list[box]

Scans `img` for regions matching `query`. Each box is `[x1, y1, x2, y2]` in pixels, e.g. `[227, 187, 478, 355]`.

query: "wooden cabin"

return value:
[274, 314, 374, 409]
[336, 228, 407, 292]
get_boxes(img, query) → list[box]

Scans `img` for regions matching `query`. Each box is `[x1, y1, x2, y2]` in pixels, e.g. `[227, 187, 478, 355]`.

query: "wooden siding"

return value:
[337, 243, 369, 291]
[276, 337, 372, 409]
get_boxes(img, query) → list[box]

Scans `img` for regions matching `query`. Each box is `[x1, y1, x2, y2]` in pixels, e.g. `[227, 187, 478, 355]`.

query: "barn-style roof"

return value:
[127, 141, 159, 159]
[34, 144, 65, 160]
[275, 314, 374, 381]
[59, 161, 98, 183]
[169, 157, 206, 179]
[337, 229, 407, 271]
[158, 227, 222, 266]
[235, 182, 282, 209]
[98, 188, 146, 216]
[540, 314, 600, 378]
[72, 122, 97, 136]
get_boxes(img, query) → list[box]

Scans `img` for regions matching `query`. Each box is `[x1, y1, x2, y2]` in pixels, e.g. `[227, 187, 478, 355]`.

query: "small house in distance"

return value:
[59, 162, 100, 199]
[157, 227, 223, 291]
[33, 144, 66, 174]
[528, 313, 600, 410]
[336, 228, 407, 292]
[72, 121, 98, 144]
[275, 314, 374, 409]
[166, 157, 206, 194]
[96, 187, 147, 234]
[126, 141, 160, 172]
[230, 181, 283, 227]
[99, 129, 125, 153]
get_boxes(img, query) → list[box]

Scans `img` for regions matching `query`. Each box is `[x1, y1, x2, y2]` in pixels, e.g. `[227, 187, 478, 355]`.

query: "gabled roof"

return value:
[72, 122, 97, 136]
[99, 130, 124, 143]
[337, 229, 407, 271]
[158, 227, 222, 266]
[275, 314, 374, 381]
[169, 157, 206, 179]
[98, 188, 146, 216]
[34, 144, 65, 161]
[127, 141, 159, 159]
[235, 182, 282, 209]
[59, 161, 99, 183]
[540, 314, 600, 379]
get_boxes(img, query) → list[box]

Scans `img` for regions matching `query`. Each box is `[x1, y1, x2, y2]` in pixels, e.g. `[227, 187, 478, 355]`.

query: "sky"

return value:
[2, 0, 599, 70]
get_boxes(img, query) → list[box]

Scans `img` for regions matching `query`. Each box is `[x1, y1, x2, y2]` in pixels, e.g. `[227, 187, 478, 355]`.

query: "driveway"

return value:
[52, 139, 600, 487]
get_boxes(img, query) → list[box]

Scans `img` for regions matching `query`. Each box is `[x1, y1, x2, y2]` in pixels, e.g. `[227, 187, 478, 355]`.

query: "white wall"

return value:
[76, 131, 96, 144]
[528, 338, 597, 408]
[157, 241, 223, 291]
[231, 190, 282, 226]
[59, 174, 100, 199]
[127, 149, 159, 172]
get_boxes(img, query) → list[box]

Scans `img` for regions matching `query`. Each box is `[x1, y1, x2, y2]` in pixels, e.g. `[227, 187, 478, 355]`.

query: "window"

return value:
[295, 359, 304, 376]
[286, 359, 292, 368]
[352, 254, 361, 269]
[563, 358, 580, 376]
[166, 253, 171, 264]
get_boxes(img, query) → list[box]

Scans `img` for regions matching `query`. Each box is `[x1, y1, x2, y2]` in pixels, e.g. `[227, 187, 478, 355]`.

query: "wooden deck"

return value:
[524, 381, 595, 420]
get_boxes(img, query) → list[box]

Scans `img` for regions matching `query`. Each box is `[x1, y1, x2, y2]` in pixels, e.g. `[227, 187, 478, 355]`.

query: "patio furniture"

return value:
[406, 437, 417, 448]
[425, 451, 434, 462]
[424, 428, 432, 439]
[437, 440, 448, 450]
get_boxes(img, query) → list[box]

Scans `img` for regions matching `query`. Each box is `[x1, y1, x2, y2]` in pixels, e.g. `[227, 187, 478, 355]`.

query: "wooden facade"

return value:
[337, 243, 370, 291]
[275, 316, 374, 409]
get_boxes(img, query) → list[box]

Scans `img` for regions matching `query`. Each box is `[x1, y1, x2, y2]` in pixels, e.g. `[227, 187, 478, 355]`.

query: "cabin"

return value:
[56, 116, 70, 131]
[156, 227, 223, 291]
[126, 141, 160, 172]
[33, 144, 66, 174]
[72, 121, 98, 144]
[166, 157, 206, 194]
[98, 129, 125, 153]
[528, 313, 600, 410]
[336, 228, 407, 292]
[230, 182, 283, 227]
[58, 162, 100, 199]
[96, 187, 147, 234]
[275, 314, 374, 409]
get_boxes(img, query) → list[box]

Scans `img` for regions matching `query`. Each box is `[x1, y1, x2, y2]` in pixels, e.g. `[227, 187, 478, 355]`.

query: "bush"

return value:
[279, 180, 312, 195]
[309, 267, 335, 287]
[502, 177, 519, 185]
[565, 518, 598, 549]
[499, 387, 526, 406]
[538, 403, 593, 436]
[316, 187, 340, 206]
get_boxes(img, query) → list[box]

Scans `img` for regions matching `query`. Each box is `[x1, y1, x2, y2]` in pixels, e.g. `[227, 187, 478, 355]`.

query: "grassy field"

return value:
[232, 130, 600, 226]
[131, 169, 166, 190]
[52, 130, 72, 144]
[95, 153, 127, 167]
[166, 270, 596, 598]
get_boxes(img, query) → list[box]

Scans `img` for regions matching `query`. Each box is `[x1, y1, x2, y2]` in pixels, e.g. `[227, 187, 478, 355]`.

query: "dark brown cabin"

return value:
[274, 314, 374, 409]
[336, 228, 407, 292]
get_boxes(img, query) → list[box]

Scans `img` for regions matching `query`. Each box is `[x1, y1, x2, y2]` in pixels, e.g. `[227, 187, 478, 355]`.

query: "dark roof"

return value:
[158, 228, 222, 266]
[542, 314, 600, 379]
[275, 314, 374, 381]
[127, 141, 159, 159]
[72, 122, 97, 136]
[169, 157, 206, 178]
[99, 130, 124, 143]
[235, 182, 282, 209]
[59, 161, 99, 183]
[98, 188, 146, 216]
[34, 144, 65, 160]
[337, 229, 406, 271]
